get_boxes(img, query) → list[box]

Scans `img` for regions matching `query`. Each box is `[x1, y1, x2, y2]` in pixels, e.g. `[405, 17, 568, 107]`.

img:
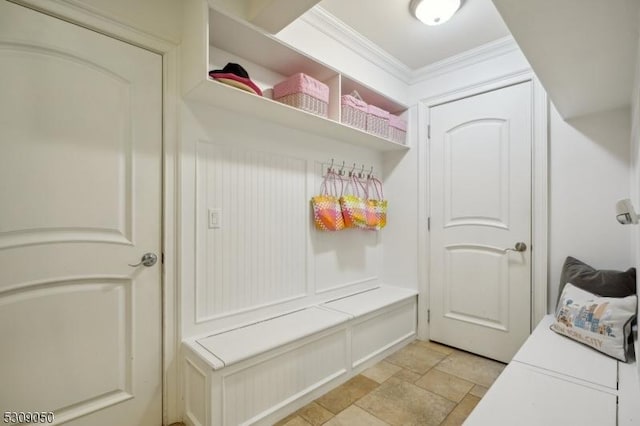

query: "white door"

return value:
[429, 82, 532, 363]
[0, 2, 162, 425]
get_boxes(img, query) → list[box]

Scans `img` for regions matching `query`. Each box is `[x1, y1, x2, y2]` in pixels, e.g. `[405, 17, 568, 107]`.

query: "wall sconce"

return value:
[616, 199, 638, 224]
[410, 0, 462, 26]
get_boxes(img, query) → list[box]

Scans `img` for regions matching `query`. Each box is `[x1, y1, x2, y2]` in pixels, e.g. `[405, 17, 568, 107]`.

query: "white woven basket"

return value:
[275, 92, 328, 118]
[367, 114, 389, 138]
[389, 126, 406, 144]
[341, 105, 367, 130]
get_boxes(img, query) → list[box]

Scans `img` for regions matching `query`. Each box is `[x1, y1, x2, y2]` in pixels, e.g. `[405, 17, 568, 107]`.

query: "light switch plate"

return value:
[208, 208, 222, 229]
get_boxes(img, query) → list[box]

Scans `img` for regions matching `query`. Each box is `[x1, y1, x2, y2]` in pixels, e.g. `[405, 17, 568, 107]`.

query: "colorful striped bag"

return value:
[366, 177, 387, 230]
[311, 170, 345, 231]
[340, 174, 368, 229]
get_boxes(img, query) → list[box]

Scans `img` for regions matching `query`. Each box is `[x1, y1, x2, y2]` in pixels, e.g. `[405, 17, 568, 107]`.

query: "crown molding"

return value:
[301, 6, 414, 83]
[301, 6, 521, 87]
[409, 36, 520, 84]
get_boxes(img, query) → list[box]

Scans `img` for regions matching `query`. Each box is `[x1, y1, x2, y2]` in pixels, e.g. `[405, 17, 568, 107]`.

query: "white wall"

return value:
[382, 105, 419, 290]
[548, 105, 632, 310]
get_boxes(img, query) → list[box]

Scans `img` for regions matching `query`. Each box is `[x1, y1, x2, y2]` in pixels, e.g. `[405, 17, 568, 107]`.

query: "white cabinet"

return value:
[181, 0, 409, 152]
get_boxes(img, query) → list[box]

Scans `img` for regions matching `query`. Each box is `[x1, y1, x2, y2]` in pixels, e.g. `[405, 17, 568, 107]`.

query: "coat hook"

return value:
[339, 161, 345, 176]
[359, 164, 365, 179]
[328, 158, 334, 174]
[368, 166, 374, 179]
[349, 163, 357, 177]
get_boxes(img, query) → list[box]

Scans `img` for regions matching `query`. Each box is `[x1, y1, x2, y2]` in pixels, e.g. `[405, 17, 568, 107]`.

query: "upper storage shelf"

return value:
[181, 0, 410, 152]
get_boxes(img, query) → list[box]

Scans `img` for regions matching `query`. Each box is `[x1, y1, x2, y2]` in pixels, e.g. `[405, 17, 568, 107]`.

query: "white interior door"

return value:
[0, 2, 162, 425]
[429, 82, 532, 363]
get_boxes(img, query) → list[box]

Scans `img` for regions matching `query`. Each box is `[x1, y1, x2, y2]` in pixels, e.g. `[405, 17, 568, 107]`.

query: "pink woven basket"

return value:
[341, 91, 368, 130]
[273, 73, 329, 118]
[389, 114, 407, 144]
[366, 104, 390, 138]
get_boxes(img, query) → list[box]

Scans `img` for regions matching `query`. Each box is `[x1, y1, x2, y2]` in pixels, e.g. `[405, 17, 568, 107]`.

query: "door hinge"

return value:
[427, 309, 431, 323]
[427, 217, 431, 231]
[161, 252, 165, 264]
[427, 124, 431, 140]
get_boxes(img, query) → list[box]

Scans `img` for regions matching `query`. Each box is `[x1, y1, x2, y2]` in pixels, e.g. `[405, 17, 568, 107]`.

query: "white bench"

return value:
[181, 286, 417, 426]
[466, 315, 640, 425]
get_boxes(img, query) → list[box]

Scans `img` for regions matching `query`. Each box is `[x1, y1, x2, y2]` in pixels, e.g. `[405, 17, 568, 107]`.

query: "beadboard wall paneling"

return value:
[182, 103, 385, 338]
[312, 161, 382, 294]
[312, 226, 381, 294]
[195, 141, 308, 322]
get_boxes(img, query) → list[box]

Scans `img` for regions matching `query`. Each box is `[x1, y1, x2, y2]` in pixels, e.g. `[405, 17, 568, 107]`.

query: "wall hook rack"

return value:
[323, 159, 377, 180]
[328, 158, 335, 174]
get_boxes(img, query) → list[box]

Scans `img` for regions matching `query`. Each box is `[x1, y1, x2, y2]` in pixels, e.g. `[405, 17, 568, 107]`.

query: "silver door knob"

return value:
[505, 242, 527, 253]
[128, 252, 158, 267]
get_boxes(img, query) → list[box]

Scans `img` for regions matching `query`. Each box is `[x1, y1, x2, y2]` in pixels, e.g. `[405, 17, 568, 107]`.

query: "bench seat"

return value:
[196, 307, 351, 369]
[322, 285, 417, 317]
[465, 314, 639, 426]
[511, 315, 617, 389]
[182, 285, 417, 426]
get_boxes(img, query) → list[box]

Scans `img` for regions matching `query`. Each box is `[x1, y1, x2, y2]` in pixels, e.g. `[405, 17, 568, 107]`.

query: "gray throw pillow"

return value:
[558, 257, 636, 305]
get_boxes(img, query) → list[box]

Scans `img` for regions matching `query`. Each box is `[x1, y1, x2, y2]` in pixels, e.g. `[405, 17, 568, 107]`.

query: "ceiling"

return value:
[492, 0, 640, 118]
[313, 0, 639, 117]
[317, 0, 511, 70]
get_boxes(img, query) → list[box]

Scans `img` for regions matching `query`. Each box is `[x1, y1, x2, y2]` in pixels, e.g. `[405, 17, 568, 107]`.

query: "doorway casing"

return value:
[417, 71, 549, 341]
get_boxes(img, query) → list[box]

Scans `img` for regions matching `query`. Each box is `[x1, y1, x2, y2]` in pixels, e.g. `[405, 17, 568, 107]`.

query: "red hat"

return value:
[209, 63, 262, 96]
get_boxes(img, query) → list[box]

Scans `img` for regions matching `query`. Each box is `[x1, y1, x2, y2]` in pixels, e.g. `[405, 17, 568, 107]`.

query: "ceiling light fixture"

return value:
[410, 0, 461, 26]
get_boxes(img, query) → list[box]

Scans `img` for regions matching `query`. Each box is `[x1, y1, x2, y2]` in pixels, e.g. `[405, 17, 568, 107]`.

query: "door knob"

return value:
[504, 242, 527, 253]
[128, 252, 158, 267]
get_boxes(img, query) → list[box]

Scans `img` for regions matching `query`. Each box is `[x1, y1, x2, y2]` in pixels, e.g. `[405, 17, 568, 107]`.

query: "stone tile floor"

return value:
[275, 340, 506, 426]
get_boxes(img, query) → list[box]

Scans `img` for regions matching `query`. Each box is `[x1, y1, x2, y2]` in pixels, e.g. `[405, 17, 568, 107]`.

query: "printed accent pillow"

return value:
[551, 283, 637, 362]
